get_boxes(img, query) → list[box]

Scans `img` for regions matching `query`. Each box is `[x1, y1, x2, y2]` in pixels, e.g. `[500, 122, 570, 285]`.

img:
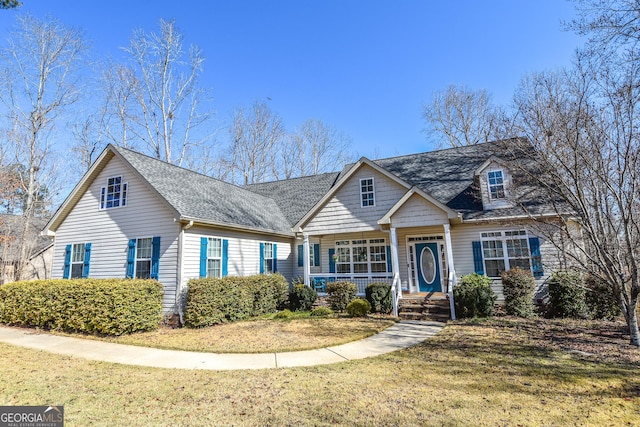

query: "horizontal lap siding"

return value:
[182, 226, 293, 288]
[390, 194, 448, 228]
[304, 165, 407, 234]
[52, 157, 180, 312]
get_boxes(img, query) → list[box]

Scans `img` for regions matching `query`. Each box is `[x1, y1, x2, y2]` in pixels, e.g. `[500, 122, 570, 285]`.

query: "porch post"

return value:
[390, 227, 401, 317]
[443, 223, 457, 320]
[303, 233, 311, 288]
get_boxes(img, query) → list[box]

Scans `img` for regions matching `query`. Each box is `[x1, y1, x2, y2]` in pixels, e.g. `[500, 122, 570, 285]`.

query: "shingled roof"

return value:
[113, 146, 294, 234]
[0, 214, 52, 263]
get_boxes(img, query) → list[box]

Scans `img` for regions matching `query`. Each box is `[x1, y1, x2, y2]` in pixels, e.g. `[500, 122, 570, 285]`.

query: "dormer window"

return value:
[487, 170, 505, 200]
[360, 178, 375, 207]
[100, 176, 128, 209]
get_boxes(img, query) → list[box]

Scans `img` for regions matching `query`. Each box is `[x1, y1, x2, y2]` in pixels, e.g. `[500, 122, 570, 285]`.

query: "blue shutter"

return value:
[298, 245, 304, 267]
[259, 242, 265, 274]
[329, 249, 335, 273]
[222, 239, 229, 277]
[472, 241, 485, 275]
[63, 244, 71, 279]
[273, 244, 278, 272]
[529, 237, 543, 278]
[386, 246, 392, 272]
[313, 244, 320, 267]
[199, 237, 208, 278]
[126, 239, 136, 278]
[150, 236, 160, 280]
[82, 243, 92, 278]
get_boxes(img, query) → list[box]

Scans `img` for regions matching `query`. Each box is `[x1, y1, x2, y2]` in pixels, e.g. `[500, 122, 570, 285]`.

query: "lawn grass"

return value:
[1, 317, 639, 426]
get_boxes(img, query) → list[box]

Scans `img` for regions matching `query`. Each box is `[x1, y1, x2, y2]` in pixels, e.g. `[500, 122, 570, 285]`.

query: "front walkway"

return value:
[0, 321, 444, 371]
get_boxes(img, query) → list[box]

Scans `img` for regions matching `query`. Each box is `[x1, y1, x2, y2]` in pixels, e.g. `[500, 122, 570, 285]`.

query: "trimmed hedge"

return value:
[326, 281, 357, 312]
[502, 268, 536, 318]
[288, 284, 318, 311]
[365, 282, 393, 314]
[0, 279, 163, 336]
[346, 298, 371, 317]
[454, 273, 497, 318]
[548, 271, 589, 319]
[184, 274, 288, 328]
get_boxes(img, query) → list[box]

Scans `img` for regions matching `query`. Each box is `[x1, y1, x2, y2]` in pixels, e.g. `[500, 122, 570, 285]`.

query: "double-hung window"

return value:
[480, 230, 531, 277]
[135, 237, 152, 279]
[335, 239, 387, 274]
[100, 176, 128, 209]
[360, 178, 375, 207]
[263, 243, 275, 273]
[64, 242, 91, 279]
[207, 237, 222, 278]
[487, 170, 505, 200]
[71, 243, 85, 278]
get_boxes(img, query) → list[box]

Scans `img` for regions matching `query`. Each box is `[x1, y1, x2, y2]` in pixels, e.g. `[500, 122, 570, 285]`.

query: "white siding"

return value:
[52, 156, 180, 312]
[304, 165, 407, 234]
[389, 193, 449, 228]
[182, 226, 293, 289]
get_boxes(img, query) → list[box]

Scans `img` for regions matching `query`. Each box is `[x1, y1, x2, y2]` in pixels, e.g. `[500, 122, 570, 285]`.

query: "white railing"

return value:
[447, 271, 456, 320]
[392, 275, 402, 317]
[309, 273, 393, 295]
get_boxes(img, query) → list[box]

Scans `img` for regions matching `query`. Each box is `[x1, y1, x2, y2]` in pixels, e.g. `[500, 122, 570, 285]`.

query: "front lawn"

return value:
[1, 317, 638, 426]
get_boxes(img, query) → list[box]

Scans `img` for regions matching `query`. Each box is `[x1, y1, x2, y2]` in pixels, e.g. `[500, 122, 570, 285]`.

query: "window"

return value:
[487, 170, 505, 200]
[70, 243, 85, 278]
[360, 178, 375, 207]
[135, 237, 152, 279]
[335, 239, 387, 274]
[481, 230, 531, 277]
[263, 243, 275, 273]
[207, 237, 222, 278]
[100, 176, 128, 209]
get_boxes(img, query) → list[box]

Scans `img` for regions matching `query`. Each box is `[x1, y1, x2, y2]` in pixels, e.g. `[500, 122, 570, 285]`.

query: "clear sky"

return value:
[0, 0, 583, 159]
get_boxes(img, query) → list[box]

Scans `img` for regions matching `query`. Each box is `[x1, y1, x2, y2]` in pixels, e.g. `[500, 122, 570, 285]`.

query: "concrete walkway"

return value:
[0, 321, 444, 371]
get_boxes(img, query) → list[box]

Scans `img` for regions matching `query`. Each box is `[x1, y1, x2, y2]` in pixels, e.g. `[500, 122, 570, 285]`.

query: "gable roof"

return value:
[0, 214, 52, 262]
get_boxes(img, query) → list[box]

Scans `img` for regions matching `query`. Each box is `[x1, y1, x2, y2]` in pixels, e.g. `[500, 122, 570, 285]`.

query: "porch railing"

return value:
[309, 273, 393, 295]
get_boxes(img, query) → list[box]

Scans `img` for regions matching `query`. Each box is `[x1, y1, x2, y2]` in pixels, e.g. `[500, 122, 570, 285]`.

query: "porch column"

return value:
[390, 227, 401, 317]
[303, 233, 311, 288]
[443, 223, 457, 320]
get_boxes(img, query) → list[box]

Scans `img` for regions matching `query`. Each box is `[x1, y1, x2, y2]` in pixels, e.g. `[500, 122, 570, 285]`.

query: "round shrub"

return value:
[453, 273, 497, 318]
[346, 298, 371, 317]
[365, 282, 393, 314]
[326, 281, 357, 312]
[274, 309, 293, 319]
[585, 274, 621, 320]
[288, 284, 317, 311]
[310, 306, 334, 317]
[548, 271, 589, 319]
[501, 268, 536, 318]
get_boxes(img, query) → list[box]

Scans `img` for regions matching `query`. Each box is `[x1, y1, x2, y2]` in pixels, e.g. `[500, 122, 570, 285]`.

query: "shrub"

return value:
[274, 309, 293, 319]
[502, 268, 536, 318]
[184, 274, 288, 327]
[547, 271, 589, 319]
[365, 282, 393, 314]
[288, 284, 318, 311]
[0, 279, 163, 336]
[453, 273, 497, 318]
[310, 306, 334, 317]
[346, 298, 371, 317]
[585, 274, 621, 320]
[326, 281, 357, 312]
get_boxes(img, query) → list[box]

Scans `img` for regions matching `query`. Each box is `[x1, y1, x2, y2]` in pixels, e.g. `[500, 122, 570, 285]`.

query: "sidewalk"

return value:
[0, 320, 444, 370]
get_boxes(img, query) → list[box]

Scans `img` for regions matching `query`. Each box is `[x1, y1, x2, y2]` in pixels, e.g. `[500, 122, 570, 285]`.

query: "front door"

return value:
[415, 242, 441, 292]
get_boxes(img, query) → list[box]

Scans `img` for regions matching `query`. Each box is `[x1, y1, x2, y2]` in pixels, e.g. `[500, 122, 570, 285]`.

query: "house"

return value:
[42, 139, 563, 318]
[1, 214, 53, 284]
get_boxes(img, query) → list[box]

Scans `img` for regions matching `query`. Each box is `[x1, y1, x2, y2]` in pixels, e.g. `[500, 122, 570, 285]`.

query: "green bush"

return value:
[326, 281, 357, 312]
[453, 273, 497, 318]
[274, 309, 293, 319]
[288, 284, 318, 311]
[0, 279, 163, 336]
[502, 268, 536, 318]
[184, 274, 288, 328]
[585, 274, 621, 320]
[310, 306, 334, 317]
[346, 298, 371, 317]
[365, 282, 393, 314]
[547, 271, 589, 319]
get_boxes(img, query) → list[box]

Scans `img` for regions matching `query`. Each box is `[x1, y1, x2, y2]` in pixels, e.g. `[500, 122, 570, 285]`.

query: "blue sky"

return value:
[0, 0, 583, 159]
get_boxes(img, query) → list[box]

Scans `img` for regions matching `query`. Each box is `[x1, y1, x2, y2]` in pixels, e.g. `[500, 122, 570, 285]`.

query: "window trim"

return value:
[135, 237, 153, 279]
[334, 238, 387, 274]
[100, 175, 128, 210]
[487, 169, 506, 200]
[206, 237, 223, 278]
[360, 177, 375, 207]
[70, 243, 85, 279]
[263, 242, 275, 274]
[480, 230, 532, 277]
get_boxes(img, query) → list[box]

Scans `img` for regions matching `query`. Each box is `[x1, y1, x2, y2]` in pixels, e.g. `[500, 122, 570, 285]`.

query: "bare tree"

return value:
[569, 0, 640, 50]
[279, 119, 353, 179]
[123, 19, 214, 166]
[423, 84, 505, 148]
[0, 14, 86, 280]
[510, 52, 640, 346]
[226, 100, 285, 185]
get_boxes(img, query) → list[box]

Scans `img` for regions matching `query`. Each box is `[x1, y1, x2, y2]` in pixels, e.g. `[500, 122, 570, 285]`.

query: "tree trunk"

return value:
[627, 294, 640, 347]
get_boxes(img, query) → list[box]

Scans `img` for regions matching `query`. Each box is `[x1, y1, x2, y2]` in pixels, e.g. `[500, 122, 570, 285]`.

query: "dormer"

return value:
[475, 156, 515, 210]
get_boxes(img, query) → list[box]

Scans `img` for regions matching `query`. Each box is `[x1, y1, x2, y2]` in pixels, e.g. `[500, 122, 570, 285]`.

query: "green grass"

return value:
[1, 317, 639, 426]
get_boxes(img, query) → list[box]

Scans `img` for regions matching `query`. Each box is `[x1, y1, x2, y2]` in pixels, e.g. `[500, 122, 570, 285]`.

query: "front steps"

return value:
[398, 292, 451, 322]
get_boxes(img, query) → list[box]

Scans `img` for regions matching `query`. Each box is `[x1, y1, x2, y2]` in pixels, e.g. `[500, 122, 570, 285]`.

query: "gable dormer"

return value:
[475, 156, 515, 210]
